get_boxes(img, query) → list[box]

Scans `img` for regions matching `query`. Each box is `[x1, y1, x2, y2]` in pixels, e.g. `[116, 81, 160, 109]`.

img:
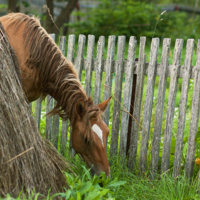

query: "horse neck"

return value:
[42, 59, 88, 120]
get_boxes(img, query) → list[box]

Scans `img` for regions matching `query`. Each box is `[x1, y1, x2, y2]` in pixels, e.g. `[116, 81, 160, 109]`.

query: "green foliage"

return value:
[67, 0, 200, 44]
[68, 0, 160, 40]
[51, 166, 125, 200]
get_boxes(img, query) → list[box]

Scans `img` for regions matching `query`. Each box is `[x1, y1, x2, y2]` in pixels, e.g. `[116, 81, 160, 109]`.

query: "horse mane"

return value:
[4, 13, 101, 141]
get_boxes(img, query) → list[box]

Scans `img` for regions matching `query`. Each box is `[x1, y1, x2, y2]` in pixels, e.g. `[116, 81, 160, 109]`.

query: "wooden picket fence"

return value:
[31, 34, 200, 180]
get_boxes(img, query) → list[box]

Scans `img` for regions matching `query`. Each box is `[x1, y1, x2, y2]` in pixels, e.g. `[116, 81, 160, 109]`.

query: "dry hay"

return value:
[0, 22, 74, 198]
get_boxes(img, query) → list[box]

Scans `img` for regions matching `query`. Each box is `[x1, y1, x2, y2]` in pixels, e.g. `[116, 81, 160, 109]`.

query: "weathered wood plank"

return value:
[103, 36, 116, 126]
[67, 35, 75, 62]
[185, 40, 200, 179]
[150, 38, 171, 178]
[66, 35, 76, 156]
[50, 34, 60, 148]
[74, 34, 86, 80]
[66, 34, 82, 154]
[94, 36, 105, 105]
[110, 36, 126, 158]
[173, 39, 194, 177]
[45, 95, 53, 140]
[119, 36, 137, 159]
[161, 39, 184, 174]
[35, 97, 42, 129]
[85, 35, 95, 97]
[58, 36, 68, 154]
[139, 38, 159, 173]
[127, 37, 146, 171]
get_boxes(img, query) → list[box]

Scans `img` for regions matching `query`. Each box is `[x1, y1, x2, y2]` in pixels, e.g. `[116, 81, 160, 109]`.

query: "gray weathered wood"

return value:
[67, 35, 75, 62]
[66, 35, 76, 157]
[94, 36, 105, 105]
[161, 39, 184, 174]
[128, 37, 146, 171]
[85, 35, 95, 97]
[59, 36, 66, 54]
[45, 95, 53, 140]
[74, 34, 86, 80]
[61, 120, 68, 154]
[51, 34, 60, 148]
[150, 38, 171, 178]
[110, 36, 126, 158]
[58, 36, 68, 153]
[139, 38, 159, 173]
[35, 97, 42, 129]
[173, 39, 194, 177]
[103, 35, 116, 126]
[82, 59, 199, 80]
[119, 36, 137, 159]
[185, 40, 200, 179]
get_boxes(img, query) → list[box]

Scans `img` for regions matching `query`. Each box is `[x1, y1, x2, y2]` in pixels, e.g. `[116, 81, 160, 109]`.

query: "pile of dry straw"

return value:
[0, 22, 73, 198]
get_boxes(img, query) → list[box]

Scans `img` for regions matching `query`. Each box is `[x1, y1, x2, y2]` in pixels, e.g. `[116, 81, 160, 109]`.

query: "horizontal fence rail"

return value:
[31, 34, 200, 180]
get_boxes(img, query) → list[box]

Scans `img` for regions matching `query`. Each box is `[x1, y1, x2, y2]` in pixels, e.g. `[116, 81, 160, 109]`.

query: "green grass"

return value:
[2, 158, 200, 199]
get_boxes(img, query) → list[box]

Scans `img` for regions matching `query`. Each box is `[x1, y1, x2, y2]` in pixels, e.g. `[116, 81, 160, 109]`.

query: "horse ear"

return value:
[97, 96, 112, 112]
[76, 99, 86, 119]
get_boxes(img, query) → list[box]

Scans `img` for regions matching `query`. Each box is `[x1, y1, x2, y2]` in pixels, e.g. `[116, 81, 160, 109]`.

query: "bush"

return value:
[68, 0, 200, 43]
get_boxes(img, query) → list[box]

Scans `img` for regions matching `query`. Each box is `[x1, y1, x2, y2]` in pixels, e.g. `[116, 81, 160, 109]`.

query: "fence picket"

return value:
[85, 35, 95, 97]
[161, 39, 184, 174]
[75, 34, 86, 80]
[94, 36, 105, 105]
[150, 38, 171, 178]
[119, 36, 137, 159]
[66, 35, 76, 156]
[139, 38, 159, 173]
[51, 34, 60, 148]
[110, 36, 126, 158]
[173, 39, 194, 177]
[35, 97, 42, 129]
[58, 36, 68, 154]
[103, 36, 116, 126]
[127, 37, 146, 171]
[45, 95, 53, 140]
[185, 40, 200, 179]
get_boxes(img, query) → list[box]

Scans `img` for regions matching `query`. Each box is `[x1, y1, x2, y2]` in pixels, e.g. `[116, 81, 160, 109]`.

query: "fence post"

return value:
[110, 36, 126, 159]
[94, 36, 105, 105]
[185, 40, 200, 179]
[139, 38, 159, 174]
[103, 36, 116, 127]
[85, 35, 95, 97]
[127, 37, 146, 171]
[119, 36, 137, 160]
[66, 34, 76, 157]
[161, 39, 184, 174]
[150, 38, 171, 178]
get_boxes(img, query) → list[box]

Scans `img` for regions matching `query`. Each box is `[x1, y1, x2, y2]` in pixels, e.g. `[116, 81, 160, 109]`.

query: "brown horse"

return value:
[0, 13, 111, 177]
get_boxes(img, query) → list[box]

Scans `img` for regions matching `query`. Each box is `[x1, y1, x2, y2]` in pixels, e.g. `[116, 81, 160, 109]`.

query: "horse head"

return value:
[72, 96, 112, 177]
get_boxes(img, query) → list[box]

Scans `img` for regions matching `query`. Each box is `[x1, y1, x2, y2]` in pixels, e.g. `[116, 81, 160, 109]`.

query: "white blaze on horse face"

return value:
[92, 124, 104, 147]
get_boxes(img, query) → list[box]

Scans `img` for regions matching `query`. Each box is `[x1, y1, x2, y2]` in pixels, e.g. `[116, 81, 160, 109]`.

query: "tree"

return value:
[46, 0, 79, 34]
[0, 22, 73, 198]
[8, 0, 19, 12]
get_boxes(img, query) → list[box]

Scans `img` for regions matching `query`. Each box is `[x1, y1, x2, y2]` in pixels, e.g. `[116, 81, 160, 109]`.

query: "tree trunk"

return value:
[0, 22, 73, 198]
[8, 0, 18, 12]
[48, 0, 79, 34]
[46, 0, 54, 33]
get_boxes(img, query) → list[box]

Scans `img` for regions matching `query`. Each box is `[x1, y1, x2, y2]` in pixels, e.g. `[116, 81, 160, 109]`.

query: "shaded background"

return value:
[1, 0, 200, 43]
